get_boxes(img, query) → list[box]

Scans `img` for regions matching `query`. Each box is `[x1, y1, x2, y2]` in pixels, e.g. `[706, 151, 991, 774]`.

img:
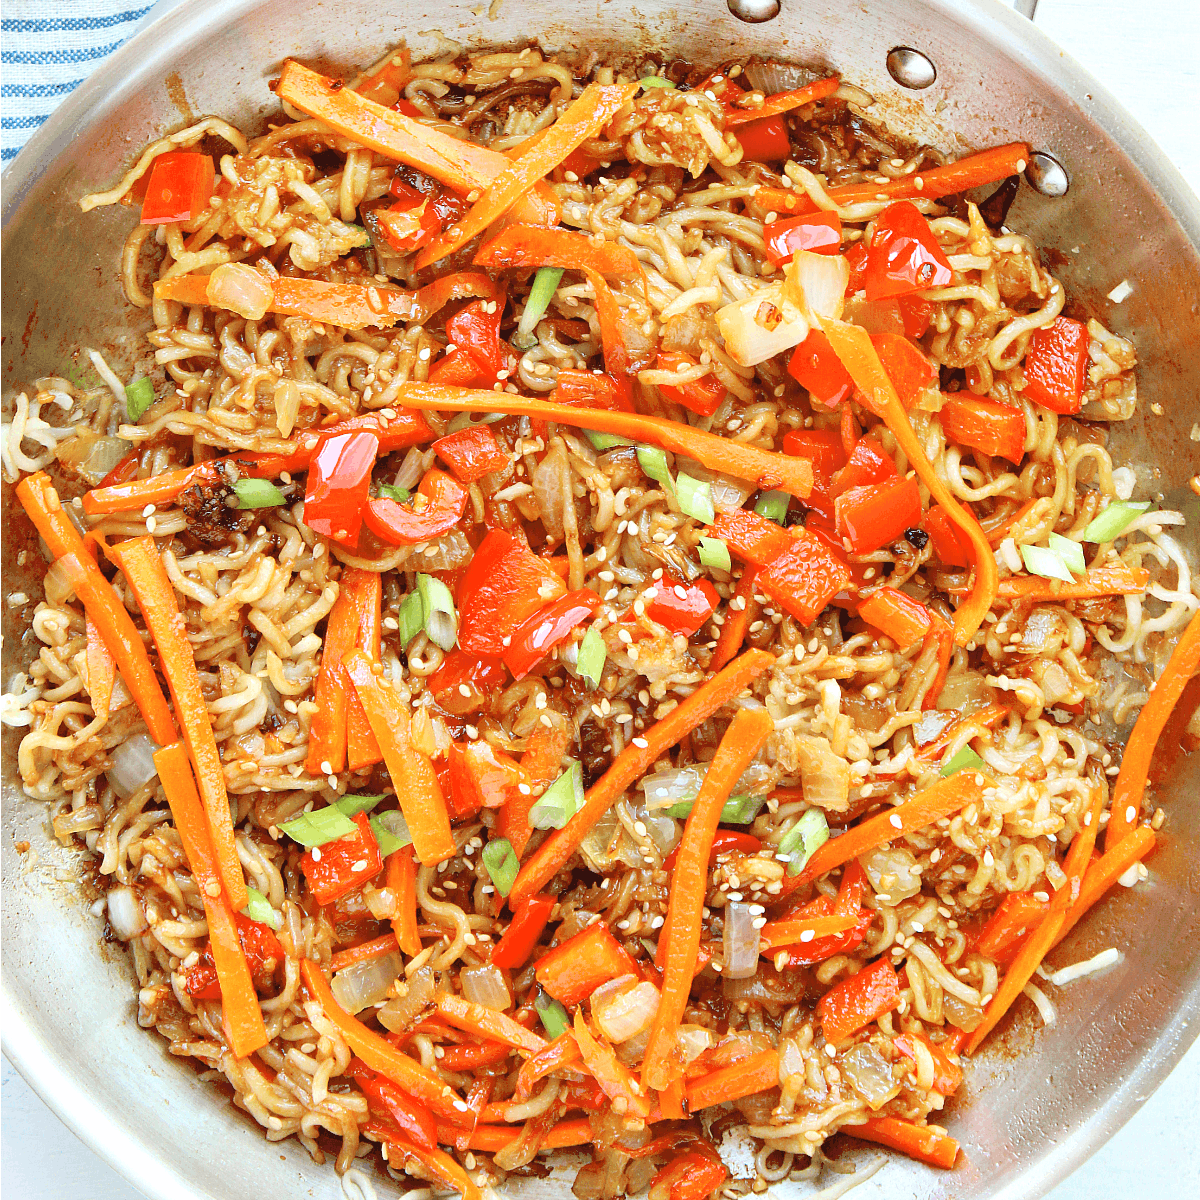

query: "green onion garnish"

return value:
[1020, 544, 1075, 583]
[397, 590, 425, 648]
[779, 809, 830, 875]
[417, 573, 458, 651]
[482, 837, 520, 897]
[698, 537, 732, 572]
[755, 490, 790, 524]
[637, 445, 676, 499]
[665, 793, 766, 824]
[584, 429, 635, 451]
[125, 377, 155, 421]
[529, 761, 584, 830]
[577, 625, 606, 688]
[677, 473, 716, 524]
[940, 745, 985, 778]
[338, 794, 386, 817]
[638, 76, 677, 90]
[1048, 532, 1085, 576]
[370, 810, 413, 857]
[378, 483, 411, 503]
[231, 477, 286, 509]
[515, 266, 565, 350]
[1081, 500, 1151, 543]
[244, 886, 282, 930]
[279, 805, 358, 848]
[534, 990, 571, 1038]
[347, 223, 371, 247]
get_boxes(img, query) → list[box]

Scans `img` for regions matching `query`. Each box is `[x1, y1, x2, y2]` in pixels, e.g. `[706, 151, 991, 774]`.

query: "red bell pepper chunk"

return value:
[663, 830, 761, 874]
[655, 350, 726, 416]
[348, 1062, 439, 1151]
[490, 893, 556, 970]
[835, 476, 923, 554]
[857, 586, 933, 651]
[458, 530, 568, 654]
[757, 527, 852, 625]
[788, 329, 855, 408]
[869, 333, 936, 406]
[844, 242, 870, 294]
[649, 1147, 728, 1200]
[893, 1033, 964, 1096]
[763, 212, 842, 265]
[458, 740, 532, 809]
[781, 428, 847, 496]
[830, 437, 897, 498]
[429, 347, 490, 387]
[140, 151, 214, 225]
[534, 920, 639, 1006]
[363, 468, 467, 546]
[735, 114, 791, 162]
[432, 425, 510, 482]
[447, 299, 510, 381]
[299, 812, 384, 906]
[781, 906, 873, 967]
[184, 913, 283, 1000]
[304, 430, 378, 548]
[97, 450, 141, 489]
[552, 369, 635, 412]
[443, 744, 483, 821]
[898, 295, 934, 339]
[940, 395, 1026, 463]
[645, 573, 719, 637]
[863, 201, 953, 301]
[975, 891, 1050, 964]
[428, 650, 509, 714]
[504, 588, 600, 680]
[816, 957, 901, 1043]
[921, 505, 973, 567]
[1021, 316, 1090, 414]
[371, 182, 442, 252]
[708, 508, 791, 567]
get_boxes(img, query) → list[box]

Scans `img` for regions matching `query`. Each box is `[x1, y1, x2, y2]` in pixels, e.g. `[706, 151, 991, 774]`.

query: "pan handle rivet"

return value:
[1025, 151, 1070, 197]
[886, 47, 937, 89]
[727, 0, 780, 22]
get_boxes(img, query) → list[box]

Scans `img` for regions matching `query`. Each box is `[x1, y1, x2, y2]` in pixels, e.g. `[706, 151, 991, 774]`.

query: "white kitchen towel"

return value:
[2, 1, 157, 165]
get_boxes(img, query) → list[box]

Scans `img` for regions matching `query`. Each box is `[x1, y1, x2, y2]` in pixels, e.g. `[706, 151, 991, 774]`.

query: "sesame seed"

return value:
[632, 737, 649, 749]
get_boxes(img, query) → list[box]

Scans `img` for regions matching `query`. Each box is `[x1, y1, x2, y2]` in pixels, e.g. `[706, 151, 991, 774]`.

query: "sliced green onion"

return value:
[779, 808, 830, 875]
[378, 483, 411, 503]
[279, 805, 358, 848]
[347, 223, 372, 247]
[1020, 544, 1075, 583]
[698, 537, 732, 573]
[482, 837, 520, 897]
[417, 573, 458, 651]
[637, 445, 678, 503]
[529, 761, 584, 830]
[336, 794, 385, 817]
[584, 429, 635, 451]
[1048, 532, 1085, 576]
[243, 886, 282, 930]
[940, 745, 985, 778]
[125, 377, 155, 421]
[534, 990, 570, 1038]
[665, 793, 766, 824]
[397, 590, 425, 648]
[677, 473, 716, 524]
[638, 76, 677, 90]
[755, 490, 790, 524]
[515, 266, 564, 349]
[577, 625, 606, 688]
[370, 810, 413, 856]
[1081, 500, 1151, 543]
[231, 477, 286, 509]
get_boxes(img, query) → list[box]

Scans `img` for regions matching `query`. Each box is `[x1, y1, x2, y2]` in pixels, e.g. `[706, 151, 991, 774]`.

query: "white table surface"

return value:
[3, 0, 1199, 1196]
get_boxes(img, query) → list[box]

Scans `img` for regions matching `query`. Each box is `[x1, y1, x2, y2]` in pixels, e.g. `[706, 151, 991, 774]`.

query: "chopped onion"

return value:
[332, 949, 403, 1014]
[792, 734, 850, 811]
[935, 669, 995, 712]
[722, 901, 759, 979]
[593, 978, 659, 1042]
[532, 438, 569, 541]
[913, 709, 953, 746]
[743, 61, 820, 95]
[579, 809, 643, 872]
[673, 457, 752, 513]
[1021, 607, 1059, 651]
[860, 844, 922, 903]
[106, 885, 148, 940]
[56, 431, 131, 486]
[942, 991, 983, 1032]
[461, 964, 512, 1011]
[675, 1024, 716, 1066]
[206, 263, 274, 321]
[394, 446, 433, 490]
[107, 732, 160, 798]
[629, 802, 681, 853]
[410, 529, 472, 573]
[1038, 659, 1073, 705]
[378, 966, 435, 1032]
[273, 378, 302, 438]
[715, 282, 809, 368]
[778, 1036, 806, 1085]
[781, 250, 849, 326]
[43, 557, 76, 607]
[840, 1042, 898, 1109]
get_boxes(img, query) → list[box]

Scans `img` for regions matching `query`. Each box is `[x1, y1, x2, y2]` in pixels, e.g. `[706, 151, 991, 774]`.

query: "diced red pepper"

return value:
[649, 1147, 728, 1200]
[184, 913, 283, 1000]
[447, 299, 511, 382]
[857, 586, 933, 650]
[757, 528, 852, 625]
[458, 530, 568, 654]
[830, 437, 897, 497]
[788, 329, 855, 408]
[975, 891, 1050, 965]
[363, 468, 467, 546]
[781, 428, 846, 516]
[835, 476, 923, 553]
[763, 212, 842, 265]
[645, 574, 720, 637]
[844, 242, 870, 294]
[893, 1033, 964, 1096]
[504, 588, 600, 680]
[140, 151, 214, 225]
[443, 744, 483, 821]
[870, 333, 937, 406]
[1021, 316, 1090, 414]
[655, 350, 726, 416]
[432, 425, 510, 482]
[782, 906, 873, 967]
[428, 650, 509, 715]
[534, 920, 639, 1006]
[299, 812, 384, 906]
[304, 430, 378, 548]
[898, 295, 934, 339]
[490, 893, 556, 970]
[708, 508, 791, 567]
[552, 369, 636, 412]
[735, 114, 791, 162]
[389, 165, 469, 228]
[863, 201, 953, 302]
[347, 1061, 439, 1151]
[370, 182, 442, 252]
[940, 395, 1026, 463]
[458, 740, 532, 809]
[663, 830, 761, 874]
[428, 347, 488, 387]
[921, 505, 973, 568]
[816, 957, 901, 1043]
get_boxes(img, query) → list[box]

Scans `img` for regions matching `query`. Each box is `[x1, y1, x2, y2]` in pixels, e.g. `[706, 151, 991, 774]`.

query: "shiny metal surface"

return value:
[3, 3, 1199, 1199]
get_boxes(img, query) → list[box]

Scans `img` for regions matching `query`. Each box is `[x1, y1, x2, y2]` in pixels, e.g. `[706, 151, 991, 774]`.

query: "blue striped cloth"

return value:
[2, 1, 159, 164]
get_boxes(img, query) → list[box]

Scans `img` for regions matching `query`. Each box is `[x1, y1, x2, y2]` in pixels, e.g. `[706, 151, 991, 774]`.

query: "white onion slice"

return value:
[715, 283, 809, 367]
[593, 978, 660, 1043]
[461, 964, 511, 1011]
[332, 949, 403, 1015]
[107, 732, 160, 798]
[106, 885, 148, 940]
[722, 901, 760, 979]
[782, 250, 849, 325]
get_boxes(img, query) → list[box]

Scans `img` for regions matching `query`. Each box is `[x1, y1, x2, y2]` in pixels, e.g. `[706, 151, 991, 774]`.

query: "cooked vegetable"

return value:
[1021, 317, 1090, 414]
[140, 151, 214, 224]
[576, 625, 607, 687]
[528, 761, 585, 830]
[482, 837, 520, 897]
[1082, 500, 1151, 543]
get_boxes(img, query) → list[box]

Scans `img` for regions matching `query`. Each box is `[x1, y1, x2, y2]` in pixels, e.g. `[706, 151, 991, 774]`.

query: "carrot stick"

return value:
[432, 1118, 593, 1152]
[500, 719, 573, 856]
[509, 649, 773, 908]
[657, 1076, 686, 1121]
[708, 566, 759, 673]
[388, 1139, 482, 1200]
[344, 650, 455, 866]
[155, 742, 266, 1058]
[685, 1048, 779, 1111]
[392, 383, 815, 499]
[848, 1116, 960, 1169]
[107, 536, 247, 909]
[85, 615, 116, 719]
[1105, 609, 1200, 849]
[434, 994, 548, 1055]
[823, 320, 998, 645]
[585, 266, 635, 375]
[515, 1033, 582, 1099]
[965, 783, 1105, 1054]
[329, 932, 400, 973]
[389, 845, 422, 957]
[15, 470, 97, 562]
[572, 1011, 652, 1120]
[474, 224, 642, 278]
[724, 77, 840, 126]
[1054, 826, 1156, 949]
[276, 59, 557, 228]
[756, 141, 1029, 215]
[996, 561, 1150, 602]
[300, 958, 472, 1120]
[305, 573, 362, 777]
[415, 82, 638, 269]
[346, 570, 383, 771]
[641, 707, 775, 1091]
[757, 914, 858, 951]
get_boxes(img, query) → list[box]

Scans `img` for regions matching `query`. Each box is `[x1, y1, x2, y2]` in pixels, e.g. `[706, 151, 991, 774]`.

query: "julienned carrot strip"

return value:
[848, 1116, 960, 1169]
[757, 914, 858, 951]
[500, 719, 573, 857]
[346, 570, 383, 771]
[1055, 826, 1156, 948]
[724, 77, 840, 126]
[996, 562, 1151, 602]
[301, 958, 472, 1120]
[329, 932, 400, 974]
[85, 615, 116, 719]
[515, 1033, 582, 1098]
[641, 707, 775, 1091]
[709, 566, 759, 673]
[14, 471, 95, 562]
[685, 1048, 779, 1111]
[1105, 610, 1200, 847]
[823, 320, 998, 645]
[393, 383, 815, 499]
[388, 1138, 482, 1200]
[966, 783, 1105, 1054]
[305, 574, 361, 776]
[509, 649, 773, 908]
[585, 266, 633, 375]
[344, 650, 455, 866]
[389, 845, 422, 957]
[756, 141, 1029, 215]
[434, 993, 548, 1055]
[106, 536, 247, 909]
[432, 1118, 593, 1152]
[155, 743, 266, 1058]
[415, 82, 639, 269]
[572, 1009, 652, 1120]
[474, 224, 642, 278]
